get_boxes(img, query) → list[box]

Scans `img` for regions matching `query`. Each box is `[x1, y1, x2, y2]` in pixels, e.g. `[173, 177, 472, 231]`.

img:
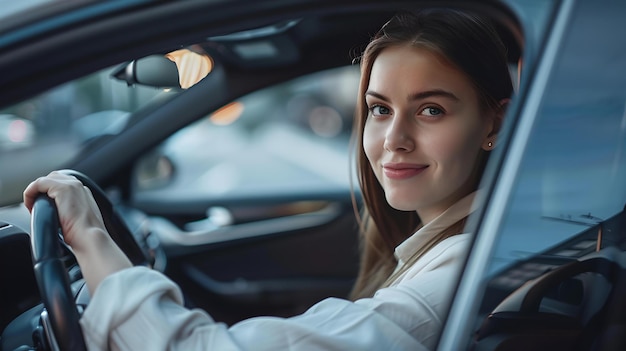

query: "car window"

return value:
[488, 0, 626, 279]
[0, 65, 174, 205]
[132, 66, 360, 204]
[464, 0, 626, 347]
[0, 0, 54, 21]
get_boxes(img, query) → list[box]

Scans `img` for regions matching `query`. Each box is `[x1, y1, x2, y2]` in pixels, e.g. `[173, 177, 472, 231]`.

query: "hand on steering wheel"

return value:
[31, 195, 87, 351]
[27, 170, 148, 350]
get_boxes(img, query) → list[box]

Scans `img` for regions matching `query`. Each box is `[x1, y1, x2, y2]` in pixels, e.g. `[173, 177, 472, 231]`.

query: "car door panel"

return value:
[135, 195, 360, 325]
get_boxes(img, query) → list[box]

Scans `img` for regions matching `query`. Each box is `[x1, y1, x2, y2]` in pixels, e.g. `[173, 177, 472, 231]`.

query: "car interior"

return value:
[3, 1, 626, 350]
[472, 205, 626, 350]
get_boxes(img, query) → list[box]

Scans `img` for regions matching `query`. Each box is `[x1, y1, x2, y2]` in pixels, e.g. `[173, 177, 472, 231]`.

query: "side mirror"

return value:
[133, 148, 175, 190]
[112, 49, 213, 89]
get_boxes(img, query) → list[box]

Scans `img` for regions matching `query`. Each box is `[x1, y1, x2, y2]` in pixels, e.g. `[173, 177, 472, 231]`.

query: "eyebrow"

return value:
[365, 89, 460, 102]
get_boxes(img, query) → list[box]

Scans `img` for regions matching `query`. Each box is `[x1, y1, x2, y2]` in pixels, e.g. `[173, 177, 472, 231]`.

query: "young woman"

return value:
[23, 9, 512, 351]
[349, 9, 511, 300]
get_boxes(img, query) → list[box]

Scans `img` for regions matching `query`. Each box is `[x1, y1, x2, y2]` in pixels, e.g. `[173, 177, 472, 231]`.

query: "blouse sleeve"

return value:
[80, 236, 469, 351]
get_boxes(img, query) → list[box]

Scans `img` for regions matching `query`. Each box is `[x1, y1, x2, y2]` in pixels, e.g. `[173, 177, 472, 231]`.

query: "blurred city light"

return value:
[308, 106, 343, 138]
[8, 119, 29, 143]
[210, 102, 244, 126]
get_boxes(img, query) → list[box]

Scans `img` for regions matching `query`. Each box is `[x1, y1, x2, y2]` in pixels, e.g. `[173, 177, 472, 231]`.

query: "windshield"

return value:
[0, 65, 172, 206]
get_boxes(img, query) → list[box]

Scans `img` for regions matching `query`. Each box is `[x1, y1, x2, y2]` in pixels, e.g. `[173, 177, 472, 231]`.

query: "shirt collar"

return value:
[394, 191, 479, 264]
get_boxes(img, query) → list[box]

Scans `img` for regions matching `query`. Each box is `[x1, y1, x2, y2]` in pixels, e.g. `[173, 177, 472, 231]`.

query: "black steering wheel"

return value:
[30, 170, 149, 350]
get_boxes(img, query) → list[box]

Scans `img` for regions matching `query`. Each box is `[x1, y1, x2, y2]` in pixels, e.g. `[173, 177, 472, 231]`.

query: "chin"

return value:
[385, 195, 419, 212]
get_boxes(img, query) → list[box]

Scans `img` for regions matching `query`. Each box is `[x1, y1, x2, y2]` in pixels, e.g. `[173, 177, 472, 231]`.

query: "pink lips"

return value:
[383, 163, 428, 180]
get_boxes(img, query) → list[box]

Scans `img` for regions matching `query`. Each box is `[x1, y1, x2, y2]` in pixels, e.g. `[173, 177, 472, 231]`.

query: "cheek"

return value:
[362, 120, 381, 162]
[429, 123, 485, 164]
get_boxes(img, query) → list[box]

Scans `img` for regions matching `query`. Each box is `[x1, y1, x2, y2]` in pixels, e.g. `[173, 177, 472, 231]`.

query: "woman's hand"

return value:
[23, 171, 132, 294]
[24, 171, 106, 252]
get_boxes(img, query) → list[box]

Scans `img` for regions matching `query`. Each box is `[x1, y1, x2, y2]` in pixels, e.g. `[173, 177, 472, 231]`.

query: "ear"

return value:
[482, 98, 510, 151]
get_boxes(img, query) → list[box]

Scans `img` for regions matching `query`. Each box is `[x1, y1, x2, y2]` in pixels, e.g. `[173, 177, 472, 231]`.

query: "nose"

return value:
[383, 116, 415, 152]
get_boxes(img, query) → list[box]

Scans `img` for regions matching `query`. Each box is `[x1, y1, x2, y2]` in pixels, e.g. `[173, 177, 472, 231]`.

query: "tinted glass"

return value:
[0, 66, 171, 205]
[132, 66, 359, 203]
[469, 0, 626, 348]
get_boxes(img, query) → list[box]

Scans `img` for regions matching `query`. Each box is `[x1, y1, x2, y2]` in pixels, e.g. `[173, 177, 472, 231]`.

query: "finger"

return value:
[46, 171, 77, 181]
[23, 177, 48, 212]
[22, 173, 82, 211]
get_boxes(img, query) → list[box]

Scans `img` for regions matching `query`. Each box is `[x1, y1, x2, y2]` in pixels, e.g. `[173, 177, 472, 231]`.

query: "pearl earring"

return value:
[487, 141, 493, 148]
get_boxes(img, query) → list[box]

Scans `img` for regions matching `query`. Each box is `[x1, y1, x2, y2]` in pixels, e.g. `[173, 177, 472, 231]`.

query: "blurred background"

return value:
[0, 63, 360, 206]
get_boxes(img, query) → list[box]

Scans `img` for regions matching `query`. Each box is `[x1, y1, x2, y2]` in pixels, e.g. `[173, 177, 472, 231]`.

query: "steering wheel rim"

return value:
[57, 169, 149, 266]
[31, 195, 87, 351]
[30, 169, 149, 350]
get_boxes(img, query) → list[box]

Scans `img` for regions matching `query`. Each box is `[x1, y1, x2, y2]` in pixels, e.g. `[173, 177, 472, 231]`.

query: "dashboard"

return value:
[0, 202, 163, 350]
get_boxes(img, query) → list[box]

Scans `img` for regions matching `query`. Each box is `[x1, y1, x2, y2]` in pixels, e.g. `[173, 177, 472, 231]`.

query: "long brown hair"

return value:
[349, 9, 513, 300]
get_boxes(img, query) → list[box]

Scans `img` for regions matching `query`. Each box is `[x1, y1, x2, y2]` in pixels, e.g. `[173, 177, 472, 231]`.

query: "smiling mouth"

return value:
[383, 164, 429, 180]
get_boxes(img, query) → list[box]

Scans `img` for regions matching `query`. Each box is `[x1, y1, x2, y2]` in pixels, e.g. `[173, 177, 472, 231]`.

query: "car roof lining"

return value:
[0, 1, 522, 106]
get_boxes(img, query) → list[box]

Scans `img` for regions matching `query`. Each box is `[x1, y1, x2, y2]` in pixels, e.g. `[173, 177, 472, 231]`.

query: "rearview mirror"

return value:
[112, 49, 213, 89]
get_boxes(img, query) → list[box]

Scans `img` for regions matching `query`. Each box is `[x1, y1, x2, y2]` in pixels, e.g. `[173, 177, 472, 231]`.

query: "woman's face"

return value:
[363, 45, 496, 224]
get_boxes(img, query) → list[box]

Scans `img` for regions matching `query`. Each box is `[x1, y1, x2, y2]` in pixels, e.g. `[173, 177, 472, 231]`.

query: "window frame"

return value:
[438, 0, 573, 349]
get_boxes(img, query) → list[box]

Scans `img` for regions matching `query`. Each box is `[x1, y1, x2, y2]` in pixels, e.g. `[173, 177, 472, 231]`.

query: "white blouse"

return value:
[80, 192, 477, 351]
